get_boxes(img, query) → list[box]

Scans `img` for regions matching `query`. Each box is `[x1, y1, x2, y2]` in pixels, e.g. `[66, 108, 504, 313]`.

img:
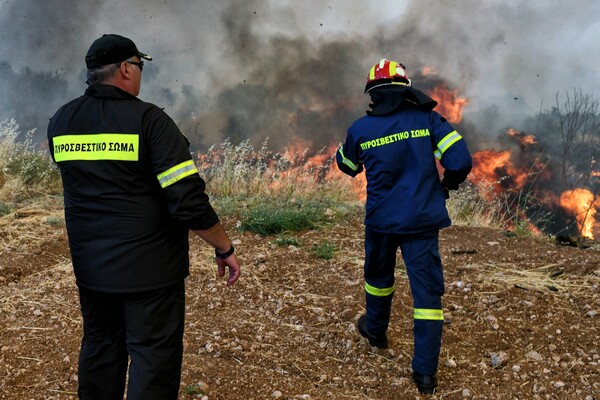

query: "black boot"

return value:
[356, 315, 388, 349]
[413, 372, 437, 394]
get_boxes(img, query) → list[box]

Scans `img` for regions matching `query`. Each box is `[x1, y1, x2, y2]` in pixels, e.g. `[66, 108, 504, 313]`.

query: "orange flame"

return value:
[421, 66, 434, 76]
[506, 128, 538, 149]
[427, 84, 469, 124]
[326, 153, 367, 203]
[559, 188, 599, 238]
[469, 150, 529, 199]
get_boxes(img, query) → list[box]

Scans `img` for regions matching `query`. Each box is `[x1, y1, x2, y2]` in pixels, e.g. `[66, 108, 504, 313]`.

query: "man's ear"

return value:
[118, 62, 131, 80]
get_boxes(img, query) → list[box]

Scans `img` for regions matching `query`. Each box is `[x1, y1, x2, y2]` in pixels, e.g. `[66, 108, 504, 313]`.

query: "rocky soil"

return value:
[1, 198, 599, 399]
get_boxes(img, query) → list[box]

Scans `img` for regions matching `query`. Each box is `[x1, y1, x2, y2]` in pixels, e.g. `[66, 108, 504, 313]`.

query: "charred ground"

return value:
[0, 198, 599, 400]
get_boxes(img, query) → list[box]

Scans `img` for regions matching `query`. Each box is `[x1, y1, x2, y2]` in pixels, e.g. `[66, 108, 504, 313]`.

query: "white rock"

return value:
[553, 381, 565, 388]
[533, 383, 546, 393]
[444, 359, 457, 368]
[526, 351, 543, 362]
[272, 391, 283, 398]
[462, 388, 472, 397]
[491, 351, 509, 368]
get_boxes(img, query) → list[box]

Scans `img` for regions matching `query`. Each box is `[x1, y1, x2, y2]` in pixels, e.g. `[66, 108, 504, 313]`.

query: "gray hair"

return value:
[85, 57, 137, 85]
[86, 63, 119, 85]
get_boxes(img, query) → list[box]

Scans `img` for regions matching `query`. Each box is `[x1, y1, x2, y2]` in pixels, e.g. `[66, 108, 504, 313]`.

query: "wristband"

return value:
[215, 245, 235, 259]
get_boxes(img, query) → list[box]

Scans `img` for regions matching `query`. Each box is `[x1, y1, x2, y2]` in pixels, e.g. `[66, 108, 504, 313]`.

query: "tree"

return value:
[554, 89, 600, 191]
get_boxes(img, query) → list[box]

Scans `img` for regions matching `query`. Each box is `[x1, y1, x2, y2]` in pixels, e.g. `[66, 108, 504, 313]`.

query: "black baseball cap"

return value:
[85, 34, 152, 69]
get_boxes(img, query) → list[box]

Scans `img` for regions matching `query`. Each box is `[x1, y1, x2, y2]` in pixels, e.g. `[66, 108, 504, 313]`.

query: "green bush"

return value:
[0, 202, 12, 215]
[44, 217, 64, 227]
[1, 119, 62, 199]
[271, 235, 301, 247]
[312, 240, 335, 260]
[5, 152, 60, 186]
[238, 199, 329, 236]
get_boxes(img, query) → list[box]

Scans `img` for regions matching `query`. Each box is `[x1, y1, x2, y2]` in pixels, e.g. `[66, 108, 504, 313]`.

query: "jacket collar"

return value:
[367, 86, 437, 116]
[85, 84, 139, 101]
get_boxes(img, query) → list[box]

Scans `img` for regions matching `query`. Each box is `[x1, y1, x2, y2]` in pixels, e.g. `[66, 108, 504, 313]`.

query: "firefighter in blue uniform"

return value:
[336, 59, 472, 394]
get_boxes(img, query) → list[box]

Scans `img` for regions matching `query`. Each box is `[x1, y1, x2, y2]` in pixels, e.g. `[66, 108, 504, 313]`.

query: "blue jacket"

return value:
[336, 87, 472, 234]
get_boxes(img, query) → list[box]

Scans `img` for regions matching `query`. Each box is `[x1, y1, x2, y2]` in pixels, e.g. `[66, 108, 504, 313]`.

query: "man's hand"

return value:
[216, 254, 241, 286]
[192, 222, 241, 286]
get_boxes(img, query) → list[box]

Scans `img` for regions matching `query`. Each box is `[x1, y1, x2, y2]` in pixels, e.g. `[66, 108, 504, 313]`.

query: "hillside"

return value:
[0, 199, 599, 400]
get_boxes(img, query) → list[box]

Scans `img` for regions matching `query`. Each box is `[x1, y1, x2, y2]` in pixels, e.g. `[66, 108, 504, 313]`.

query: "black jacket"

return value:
[48, 84, 219, 292]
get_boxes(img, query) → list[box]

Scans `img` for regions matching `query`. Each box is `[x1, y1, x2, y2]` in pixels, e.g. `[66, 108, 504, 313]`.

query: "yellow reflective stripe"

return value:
[436, 131, 462, 157]
[52, 133, 139, 162]
[369, 66, 376, 80]
[433, 149, 442, 160]
[157, 160, 198, 188]
[338, 147, 359, 171]
[414, 308, 444, 320]
[389, 61, 397, 76]
[365, 282, 395, 297]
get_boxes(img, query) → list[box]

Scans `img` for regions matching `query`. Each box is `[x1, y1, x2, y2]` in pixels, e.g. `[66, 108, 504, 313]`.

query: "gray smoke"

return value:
[1, 0, 599, 152]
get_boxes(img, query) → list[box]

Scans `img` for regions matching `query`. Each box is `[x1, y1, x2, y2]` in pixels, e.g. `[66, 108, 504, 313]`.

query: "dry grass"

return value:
[0, 118, 517, 235]
[470, 262, 599, 294]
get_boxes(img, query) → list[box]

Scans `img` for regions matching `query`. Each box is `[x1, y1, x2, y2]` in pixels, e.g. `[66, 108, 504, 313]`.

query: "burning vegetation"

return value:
[193, 77, 599, 240]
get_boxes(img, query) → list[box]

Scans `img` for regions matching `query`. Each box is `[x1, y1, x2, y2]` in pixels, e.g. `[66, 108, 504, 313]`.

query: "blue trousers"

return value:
[363, 228, 445, 375]
[77, 281, 185, 400]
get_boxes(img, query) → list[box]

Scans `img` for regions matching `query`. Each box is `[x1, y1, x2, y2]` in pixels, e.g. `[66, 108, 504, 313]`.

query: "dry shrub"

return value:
[0, 119, 62, 203]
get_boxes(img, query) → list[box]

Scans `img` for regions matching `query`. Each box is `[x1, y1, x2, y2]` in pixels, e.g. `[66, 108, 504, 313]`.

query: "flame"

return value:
[469, 150, 528, 198]
[427, 84, 469, 124]
[325, 152, 367, 203]
[506, 128, 538, 149]
[559, 188, 599, 238]
[421, 66, 434, 76]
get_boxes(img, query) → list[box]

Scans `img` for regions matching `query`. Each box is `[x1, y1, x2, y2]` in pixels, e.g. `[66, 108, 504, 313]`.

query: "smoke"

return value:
[1, 0, 599, 152]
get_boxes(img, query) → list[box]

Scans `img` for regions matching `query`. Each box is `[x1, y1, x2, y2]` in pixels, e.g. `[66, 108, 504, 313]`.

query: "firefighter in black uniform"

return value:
[47, 34, 241, 400]
[336, 59, 472, 394]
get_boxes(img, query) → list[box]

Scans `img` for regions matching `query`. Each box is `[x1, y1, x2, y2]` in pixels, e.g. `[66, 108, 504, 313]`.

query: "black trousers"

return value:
[77, 281, 185, 400]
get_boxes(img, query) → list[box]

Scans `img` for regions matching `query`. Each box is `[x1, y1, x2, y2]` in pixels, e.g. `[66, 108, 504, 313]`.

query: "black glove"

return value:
[442, 168, 471, 190]
[443, 187, 450, 199]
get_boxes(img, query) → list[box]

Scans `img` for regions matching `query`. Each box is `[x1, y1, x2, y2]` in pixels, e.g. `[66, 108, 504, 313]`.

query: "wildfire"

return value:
[559, 188, 599, 238]
[427, 84, 469, 124]
[469, 150, 529, 198]
[506, 128, 538, 149]
[421, 66, 435, 76]
[469, 129, 598, 238]
[196, 75, 599, 239]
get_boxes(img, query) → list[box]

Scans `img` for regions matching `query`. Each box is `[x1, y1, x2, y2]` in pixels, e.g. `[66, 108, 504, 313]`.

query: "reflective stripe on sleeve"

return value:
[338, 147, 360, 171]
[156, 160, 198, 189]
[365, 282, 396, 297]
[435, 131, 462, 159]
[414, 308, 444, 320]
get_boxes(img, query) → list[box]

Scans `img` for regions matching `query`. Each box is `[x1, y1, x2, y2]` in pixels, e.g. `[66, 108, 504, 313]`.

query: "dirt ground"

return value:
[1, 198, 599, 400]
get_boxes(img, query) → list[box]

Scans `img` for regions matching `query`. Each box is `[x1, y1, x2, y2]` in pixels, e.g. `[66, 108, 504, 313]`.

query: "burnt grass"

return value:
[1, 203, 599, 400]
